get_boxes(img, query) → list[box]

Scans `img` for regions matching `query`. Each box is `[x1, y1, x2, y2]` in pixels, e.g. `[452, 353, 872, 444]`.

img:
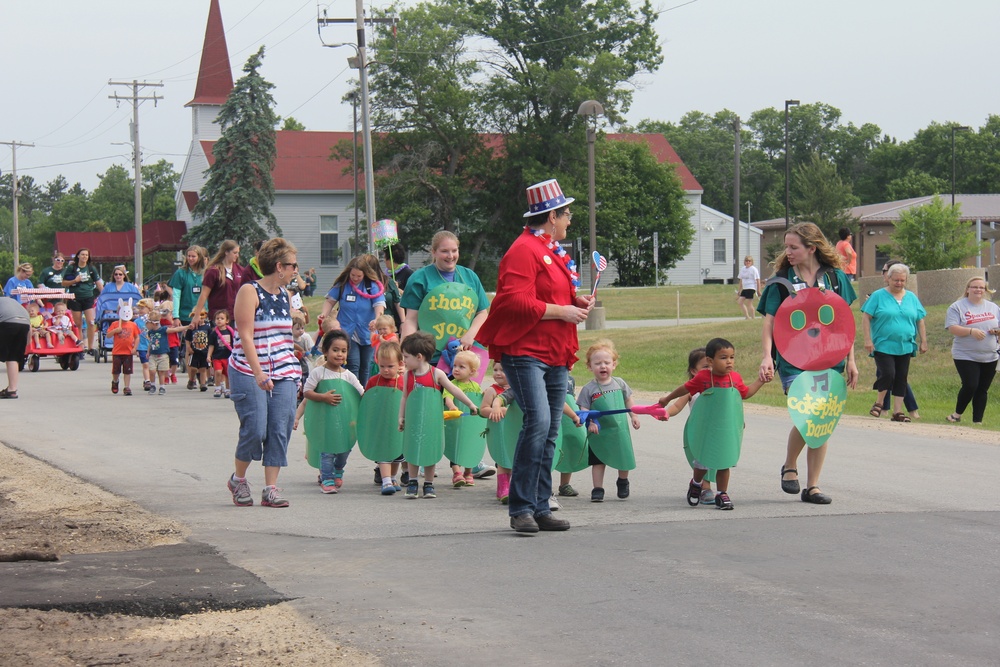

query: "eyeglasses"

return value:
[53, 258, 65, 263]
[563, 210, 573, 220]
[281, 261, 298, 270]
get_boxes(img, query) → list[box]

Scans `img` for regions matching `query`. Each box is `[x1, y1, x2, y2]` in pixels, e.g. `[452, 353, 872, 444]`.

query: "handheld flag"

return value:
[591, 251, 608, 297]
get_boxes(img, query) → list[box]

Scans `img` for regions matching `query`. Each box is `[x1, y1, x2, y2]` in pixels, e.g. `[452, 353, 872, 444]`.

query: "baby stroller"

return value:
[94, 285, 141, 363]
[13, 288, 84, 372]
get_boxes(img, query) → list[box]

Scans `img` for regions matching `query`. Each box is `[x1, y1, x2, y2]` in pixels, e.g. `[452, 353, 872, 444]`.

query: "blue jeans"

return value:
[502, 354, 567, 518]
[230, 370, 297, 467]
[347, 342, 373, 387]
[320, 451, 350, 481]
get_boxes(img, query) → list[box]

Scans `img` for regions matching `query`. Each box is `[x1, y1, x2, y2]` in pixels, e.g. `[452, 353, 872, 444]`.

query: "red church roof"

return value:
[201, 131, 357, 191]
[186, 0, 234, 107]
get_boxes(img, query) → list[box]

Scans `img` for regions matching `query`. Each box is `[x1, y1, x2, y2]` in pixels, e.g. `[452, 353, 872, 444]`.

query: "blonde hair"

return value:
[184, 245, 209, 273]
[17, 262, 33, 276]
[963, 276, 995, 298]
[291, 312, 306, 328]
[431, 230, 459, 252]
[772, 222, 841, 273]
[373, 314, 396, 333]
[136, 298, 154, 312]
[256, 238, 297, 276]
[376, 340, 403, 364]
[453, 349, 481, 373]
[585, 338, 619, 366]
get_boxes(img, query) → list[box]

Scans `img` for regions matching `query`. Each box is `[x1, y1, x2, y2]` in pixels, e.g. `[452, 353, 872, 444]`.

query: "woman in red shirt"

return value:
[477, 179, 594, 534]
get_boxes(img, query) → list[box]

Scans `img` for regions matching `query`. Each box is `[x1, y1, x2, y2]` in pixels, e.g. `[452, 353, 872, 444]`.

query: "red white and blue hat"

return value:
[524, 179, 575, 218]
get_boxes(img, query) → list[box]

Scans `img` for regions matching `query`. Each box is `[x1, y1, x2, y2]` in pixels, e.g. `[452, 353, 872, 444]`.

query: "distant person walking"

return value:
[836, 228, 857, 280]
[736, 256, 761, 319]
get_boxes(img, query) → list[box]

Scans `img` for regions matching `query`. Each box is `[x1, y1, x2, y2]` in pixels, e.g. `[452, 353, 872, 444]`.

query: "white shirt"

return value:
[739, 265, 760, 291]
[303, 365, 364, 395]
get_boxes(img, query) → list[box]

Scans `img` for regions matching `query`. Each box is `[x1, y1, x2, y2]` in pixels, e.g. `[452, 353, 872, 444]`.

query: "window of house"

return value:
[320, 215, 340, 266]
[714, 238, 726, 263]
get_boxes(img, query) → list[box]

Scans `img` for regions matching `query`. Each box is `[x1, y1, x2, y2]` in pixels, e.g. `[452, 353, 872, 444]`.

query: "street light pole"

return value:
[732, 115, 741, 282]
[951, 124, 970, 208]
[784, 99, 799, 228]
[746, 200, 752, 260]
[577, 100, 604, 294]
[347, 91, 360, 256]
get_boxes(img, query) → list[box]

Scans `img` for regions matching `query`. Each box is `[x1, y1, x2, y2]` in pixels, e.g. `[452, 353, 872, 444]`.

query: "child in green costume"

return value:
[302, 330, 365, 494]
[444, 349, 484, 487]
[662, 348, 716, 506]
[398, 332, 479, 499]
[658, 338, 769, 510]
[577, 340, 641, 503]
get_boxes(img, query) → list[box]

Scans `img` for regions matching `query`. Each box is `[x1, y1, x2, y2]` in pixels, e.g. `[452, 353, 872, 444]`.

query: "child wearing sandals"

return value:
[658, 338, 769, 510]
[662, 347, 717, 506]
[366, 340, 405, 494]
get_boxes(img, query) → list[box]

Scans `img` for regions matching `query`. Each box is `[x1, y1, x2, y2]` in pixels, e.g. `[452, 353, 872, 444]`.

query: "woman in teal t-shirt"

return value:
[861, 262, 927, 423]
[399, 231, 489, 363]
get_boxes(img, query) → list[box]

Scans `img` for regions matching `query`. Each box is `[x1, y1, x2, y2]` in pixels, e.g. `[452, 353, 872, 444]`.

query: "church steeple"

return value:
[186, 0, 234, 108]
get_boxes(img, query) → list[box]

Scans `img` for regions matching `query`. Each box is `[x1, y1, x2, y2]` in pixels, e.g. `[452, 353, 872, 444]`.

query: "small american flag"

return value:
[592, 251, 607, 272]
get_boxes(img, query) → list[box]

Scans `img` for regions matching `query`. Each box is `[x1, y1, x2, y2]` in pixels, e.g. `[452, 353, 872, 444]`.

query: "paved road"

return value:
[3, 357, 999, 665]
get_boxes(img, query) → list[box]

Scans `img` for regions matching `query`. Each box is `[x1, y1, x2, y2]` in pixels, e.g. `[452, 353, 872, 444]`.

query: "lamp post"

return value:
[577, 99, 604, 330]
[784, 99, 799, 228]
[951, 124, 970, 208]
[347, 90, 360, 257]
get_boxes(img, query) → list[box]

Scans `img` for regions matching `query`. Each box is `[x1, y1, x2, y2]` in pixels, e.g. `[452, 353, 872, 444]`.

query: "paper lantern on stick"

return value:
[372, 219, 399, 249]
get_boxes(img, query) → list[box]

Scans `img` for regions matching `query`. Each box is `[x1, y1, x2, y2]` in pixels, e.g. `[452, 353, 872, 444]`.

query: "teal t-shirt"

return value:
[860, 288, 926, 356]
[758, 266, 857, 376]
[400, 265, 489, 315]
[168, 268, 204, 322]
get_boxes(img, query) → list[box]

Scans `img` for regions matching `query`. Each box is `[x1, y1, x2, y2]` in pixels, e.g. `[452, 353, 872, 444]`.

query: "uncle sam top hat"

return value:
[524, 179, 575, 218]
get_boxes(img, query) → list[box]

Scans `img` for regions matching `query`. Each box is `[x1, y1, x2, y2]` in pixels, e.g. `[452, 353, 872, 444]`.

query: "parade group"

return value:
[4, 178, 998, 534]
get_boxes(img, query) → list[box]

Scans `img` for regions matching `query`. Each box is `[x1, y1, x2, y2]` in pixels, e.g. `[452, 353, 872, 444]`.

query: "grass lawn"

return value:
[302, 284, 993, 430]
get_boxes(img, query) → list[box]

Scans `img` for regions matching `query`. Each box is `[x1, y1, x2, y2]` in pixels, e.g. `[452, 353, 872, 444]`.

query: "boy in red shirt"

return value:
[658, 337, 769, 509]
[106, 298, 141, 396]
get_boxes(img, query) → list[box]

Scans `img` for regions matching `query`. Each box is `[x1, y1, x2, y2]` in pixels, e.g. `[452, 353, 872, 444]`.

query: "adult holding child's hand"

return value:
[477, 179, 594, 534]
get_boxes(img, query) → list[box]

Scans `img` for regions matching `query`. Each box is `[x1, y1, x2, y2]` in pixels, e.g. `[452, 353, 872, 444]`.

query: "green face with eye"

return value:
[789, 303, 836, 331]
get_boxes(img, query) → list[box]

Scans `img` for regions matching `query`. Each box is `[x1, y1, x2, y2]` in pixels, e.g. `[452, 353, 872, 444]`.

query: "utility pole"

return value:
[1, 140, 34, 270]
[109, 80, 163, 287]
[732, 115, 741, 283]
[318, 6, 397, 251]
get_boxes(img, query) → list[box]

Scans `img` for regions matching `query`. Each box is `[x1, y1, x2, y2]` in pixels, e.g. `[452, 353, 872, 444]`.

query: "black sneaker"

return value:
[400, 470, 410, 485]
[422, 482, 437, 499]
[715, 491, 734, 510]
[591, 487, 605, 502]
[616, 478, 630, 499]
[373, 467, 382, 485]
[405, 480, 419, 499]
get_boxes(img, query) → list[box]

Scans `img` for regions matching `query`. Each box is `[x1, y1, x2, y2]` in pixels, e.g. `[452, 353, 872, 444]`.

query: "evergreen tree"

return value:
[189, 47, 280, 249]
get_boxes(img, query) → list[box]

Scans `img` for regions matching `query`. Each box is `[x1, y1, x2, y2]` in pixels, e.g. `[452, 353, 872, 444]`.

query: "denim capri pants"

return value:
[230, 369, 297, 467]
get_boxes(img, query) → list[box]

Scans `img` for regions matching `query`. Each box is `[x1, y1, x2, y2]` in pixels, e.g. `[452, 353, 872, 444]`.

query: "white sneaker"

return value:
[548, 494, 561, 511]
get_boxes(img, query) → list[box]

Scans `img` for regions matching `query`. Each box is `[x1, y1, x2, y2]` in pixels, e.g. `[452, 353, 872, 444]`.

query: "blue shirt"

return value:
[861, 288, 926, 356]
[325, 280, 386, 347]
[147, 325, 170, 355]
[3, 277, 33, 299]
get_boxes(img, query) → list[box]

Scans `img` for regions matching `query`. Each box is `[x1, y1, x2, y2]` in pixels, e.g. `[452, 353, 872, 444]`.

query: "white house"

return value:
[177, 0, 758, 287]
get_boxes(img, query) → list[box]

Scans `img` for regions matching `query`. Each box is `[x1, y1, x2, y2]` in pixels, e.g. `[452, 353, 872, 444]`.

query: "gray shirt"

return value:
[945, 297, 1000, 363]
[0, 296, 30, 325]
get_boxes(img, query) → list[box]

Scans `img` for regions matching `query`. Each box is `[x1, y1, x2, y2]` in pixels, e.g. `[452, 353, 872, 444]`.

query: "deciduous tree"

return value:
[887, 196, 983, 271]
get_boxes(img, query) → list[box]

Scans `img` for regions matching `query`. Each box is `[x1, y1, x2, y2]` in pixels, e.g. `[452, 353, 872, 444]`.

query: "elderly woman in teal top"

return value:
[399, 231, 490, 361]
[861, 262, 927, 423]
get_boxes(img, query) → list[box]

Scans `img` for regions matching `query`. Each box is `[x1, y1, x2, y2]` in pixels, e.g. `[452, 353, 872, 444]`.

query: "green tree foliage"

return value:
[594, 139, 691, 286]
[887, 196, 983, 271]
[90, 165, 135, 232]
[367, 0, 662, 263]
[189, 47, 279, 250]
[280, 116, 306, 131]
[791, 153, 859, 239]
[885, 170, 948, 201]
[142, 160, 180, 222]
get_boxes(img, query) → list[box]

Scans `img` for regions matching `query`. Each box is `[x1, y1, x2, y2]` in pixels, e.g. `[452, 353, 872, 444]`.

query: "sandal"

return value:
[781, 467, 800, 495]
[891, 412, 911, 423]
[869, 403, 883, 418]
[946, 413, 961, 423]
[0, 388, 17, 399]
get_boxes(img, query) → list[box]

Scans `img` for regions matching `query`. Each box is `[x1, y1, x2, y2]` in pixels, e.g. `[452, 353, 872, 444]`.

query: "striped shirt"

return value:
[229, 282, 301, 381]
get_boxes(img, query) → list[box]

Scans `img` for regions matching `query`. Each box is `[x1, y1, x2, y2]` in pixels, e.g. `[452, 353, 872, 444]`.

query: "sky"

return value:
[2, 0, 998, 193]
